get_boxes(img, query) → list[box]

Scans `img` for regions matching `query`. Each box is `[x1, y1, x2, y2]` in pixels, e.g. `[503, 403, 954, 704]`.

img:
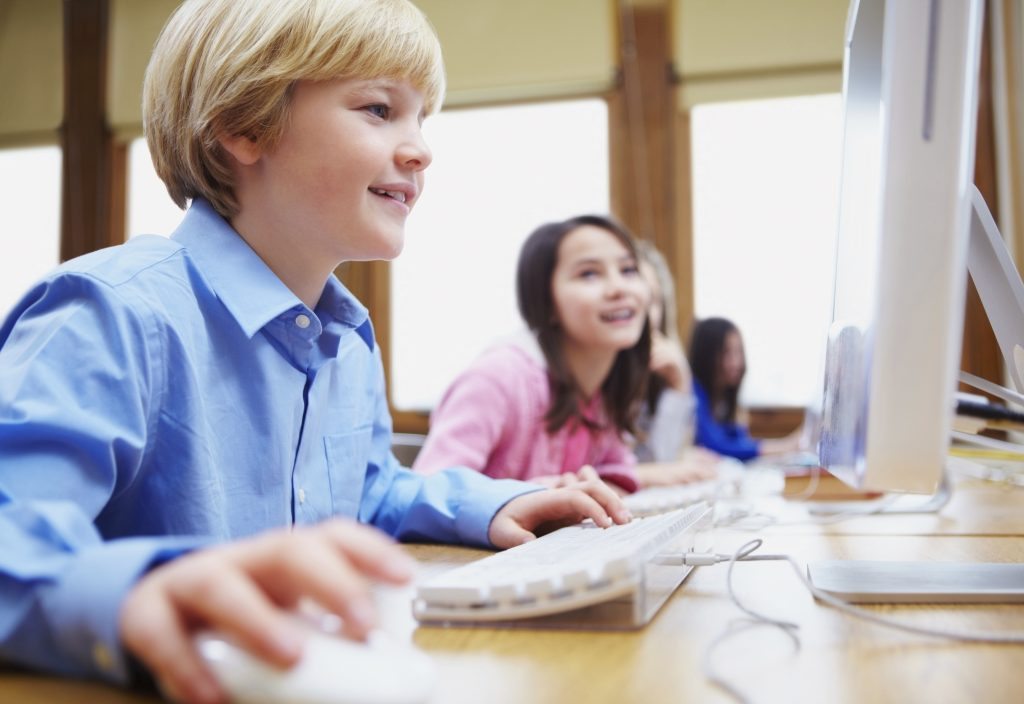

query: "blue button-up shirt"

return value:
[0, 199, 535, 683]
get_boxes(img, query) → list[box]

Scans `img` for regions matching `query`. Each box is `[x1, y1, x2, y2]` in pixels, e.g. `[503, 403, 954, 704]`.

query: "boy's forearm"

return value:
[0, 506, 205, 682]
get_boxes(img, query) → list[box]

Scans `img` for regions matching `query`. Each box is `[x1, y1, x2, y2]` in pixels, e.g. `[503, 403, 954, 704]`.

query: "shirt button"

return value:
[92, 642, 115, 673]
[295, 314, 311, 329]
[298, 488, 307, 504]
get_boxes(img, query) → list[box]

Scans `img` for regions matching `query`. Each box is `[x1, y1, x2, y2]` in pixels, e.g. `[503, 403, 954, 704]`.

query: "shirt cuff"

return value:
[39, 536, 208, 684]
[449, 472, 541, 549]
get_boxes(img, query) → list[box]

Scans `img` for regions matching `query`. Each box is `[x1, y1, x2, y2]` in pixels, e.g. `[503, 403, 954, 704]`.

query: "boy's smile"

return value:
[226, 77, 431, 307]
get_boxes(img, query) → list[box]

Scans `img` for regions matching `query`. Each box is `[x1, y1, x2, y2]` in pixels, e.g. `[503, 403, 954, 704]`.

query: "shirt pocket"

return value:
[323, 428, 371, 517]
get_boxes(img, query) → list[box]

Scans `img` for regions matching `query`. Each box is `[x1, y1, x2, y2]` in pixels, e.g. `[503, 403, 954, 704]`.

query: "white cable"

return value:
[696, 539, 1024, 703]
[713, 493, 901, 533]
[713, 504, 778, 531]
[702, 618, 798, 704]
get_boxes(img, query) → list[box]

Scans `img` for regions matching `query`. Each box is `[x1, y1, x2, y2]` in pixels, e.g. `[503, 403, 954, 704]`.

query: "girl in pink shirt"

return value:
[413, 215, 651, 493]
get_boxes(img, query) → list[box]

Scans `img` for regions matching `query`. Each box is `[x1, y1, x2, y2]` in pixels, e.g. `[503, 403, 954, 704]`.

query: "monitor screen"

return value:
[818, 0, 984, 494]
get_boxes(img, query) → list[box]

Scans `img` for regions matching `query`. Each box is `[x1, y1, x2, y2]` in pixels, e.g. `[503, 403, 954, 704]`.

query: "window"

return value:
[127, 138, 186, 238]
[391, 99, 610, 411]
[690, 94, 843, 408]
[0, 146, 62, 318]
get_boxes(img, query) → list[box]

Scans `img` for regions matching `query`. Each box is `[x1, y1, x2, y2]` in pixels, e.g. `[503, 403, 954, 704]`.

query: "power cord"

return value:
[687, 539, 1024, 704]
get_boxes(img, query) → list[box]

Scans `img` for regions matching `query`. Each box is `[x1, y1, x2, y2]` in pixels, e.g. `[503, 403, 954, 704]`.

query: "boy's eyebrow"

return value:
[363, 78, 399, 89]
[346, 79, 397, 94]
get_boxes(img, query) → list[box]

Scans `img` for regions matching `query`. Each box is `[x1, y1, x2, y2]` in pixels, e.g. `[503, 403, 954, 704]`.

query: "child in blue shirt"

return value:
[0, 2, 630, 702]
[689, 316, 802, 460]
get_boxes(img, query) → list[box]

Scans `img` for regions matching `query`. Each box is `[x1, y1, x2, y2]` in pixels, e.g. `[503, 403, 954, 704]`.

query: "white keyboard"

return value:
[623, 460, 746, 517]
[623, 481, 719, 517]
[413, 503, 712, 624]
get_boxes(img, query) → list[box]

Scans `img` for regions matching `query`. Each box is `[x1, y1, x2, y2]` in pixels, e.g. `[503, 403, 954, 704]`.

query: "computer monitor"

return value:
[808, 0, 1024, 602]
[821, 0, 983, 493]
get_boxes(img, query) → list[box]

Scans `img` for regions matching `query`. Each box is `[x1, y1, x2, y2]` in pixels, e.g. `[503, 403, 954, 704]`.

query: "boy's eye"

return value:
[364, 104, 390, 119]
[578, 269, 600, 279]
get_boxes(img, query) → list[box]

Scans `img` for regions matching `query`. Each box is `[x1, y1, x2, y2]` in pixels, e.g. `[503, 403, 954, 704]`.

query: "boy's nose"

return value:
[398, 130, 432, 171]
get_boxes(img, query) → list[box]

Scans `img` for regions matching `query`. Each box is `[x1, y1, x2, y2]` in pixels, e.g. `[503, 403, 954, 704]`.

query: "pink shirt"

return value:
[412, 339, 639, 492]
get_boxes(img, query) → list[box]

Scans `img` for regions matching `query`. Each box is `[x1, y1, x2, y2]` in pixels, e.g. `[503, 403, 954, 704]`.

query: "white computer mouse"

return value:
[195, 625, 436, 704]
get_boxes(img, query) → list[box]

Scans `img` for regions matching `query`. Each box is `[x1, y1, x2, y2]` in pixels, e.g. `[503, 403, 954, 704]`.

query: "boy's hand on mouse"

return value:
[119, 519, 416, 704]
[488, 466, 633, 548]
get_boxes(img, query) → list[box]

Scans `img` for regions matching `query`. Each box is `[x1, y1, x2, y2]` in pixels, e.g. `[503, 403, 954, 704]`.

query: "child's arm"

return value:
[356, 347, 631, 549]
[356, 349, 547, 546]
[649, 330, 692, 392]
[0, 504, 207, 682]
[411, 361, 509, 476]
[693, 402, 760, 461]
[0, 274, 212, 684]
[587, 434, 641, 493]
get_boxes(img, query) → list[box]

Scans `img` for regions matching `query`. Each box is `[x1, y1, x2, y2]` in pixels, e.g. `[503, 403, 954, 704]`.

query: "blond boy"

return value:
[0, 1, 628, 702]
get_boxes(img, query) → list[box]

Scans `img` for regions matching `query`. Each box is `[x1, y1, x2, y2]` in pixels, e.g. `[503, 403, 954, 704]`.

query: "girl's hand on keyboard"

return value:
[487, 472, 633, 548]
[533, 466, 629, 496]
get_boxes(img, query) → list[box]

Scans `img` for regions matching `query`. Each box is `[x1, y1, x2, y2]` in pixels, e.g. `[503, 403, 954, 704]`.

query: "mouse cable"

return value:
[687, 540, 1024, 704]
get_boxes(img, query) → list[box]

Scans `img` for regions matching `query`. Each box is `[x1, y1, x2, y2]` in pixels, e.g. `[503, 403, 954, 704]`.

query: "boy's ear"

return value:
[217, 133, 262, 166]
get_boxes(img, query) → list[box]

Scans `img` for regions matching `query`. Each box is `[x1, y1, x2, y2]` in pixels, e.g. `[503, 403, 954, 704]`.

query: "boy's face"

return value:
[254, 77, 431, 263]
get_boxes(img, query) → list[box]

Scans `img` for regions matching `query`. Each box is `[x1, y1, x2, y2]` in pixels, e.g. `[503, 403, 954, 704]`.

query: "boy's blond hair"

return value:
[143, 0, 445, 219]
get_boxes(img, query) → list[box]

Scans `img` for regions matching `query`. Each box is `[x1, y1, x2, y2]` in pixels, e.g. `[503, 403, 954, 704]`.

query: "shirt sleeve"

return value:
[643, 389, 697, 462]
[410, 363, 510, 476]
[0, 275, 207, 682]
[357, 347, 539, 548]
[590, 437, 641, 494]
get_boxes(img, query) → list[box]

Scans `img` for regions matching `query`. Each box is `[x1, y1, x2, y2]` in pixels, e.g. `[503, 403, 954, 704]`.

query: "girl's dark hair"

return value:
[516, 214, 651, 436]
[689, 316, 744, 424]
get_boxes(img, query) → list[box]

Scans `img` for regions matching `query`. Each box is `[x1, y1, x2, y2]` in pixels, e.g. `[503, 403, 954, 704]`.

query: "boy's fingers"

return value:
[488, 518, 537, 549]
[248, 534, 382, 641]
[121, 587, 224, 704]
[165, 562, 305, 667]
[560, 489, 616, 527]
[574, 479, 632, 524]
[319, 520, 417, 584]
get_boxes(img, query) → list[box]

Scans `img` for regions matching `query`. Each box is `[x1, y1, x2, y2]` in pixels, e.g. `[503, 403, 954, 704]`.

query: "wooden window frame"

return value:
[59, 0, 1003, 436]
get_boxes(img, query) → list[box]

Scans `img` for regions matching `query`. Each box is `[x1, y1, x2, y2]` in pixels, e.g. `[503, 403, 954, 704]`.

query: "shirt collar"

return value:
[170, 199, 372, 349]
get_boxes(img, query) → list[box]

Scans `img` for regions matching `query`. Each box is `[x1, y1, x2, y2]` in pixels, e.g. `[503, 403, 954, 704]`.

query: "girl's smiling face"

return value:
[550, 225, 649, 356]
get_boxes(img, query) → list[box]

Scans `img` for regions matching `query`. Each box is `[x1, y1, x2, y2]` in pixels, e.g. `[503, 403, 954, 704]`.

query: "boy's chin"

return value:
[362, 234, 406, 261]
[378, 239, 405, 260]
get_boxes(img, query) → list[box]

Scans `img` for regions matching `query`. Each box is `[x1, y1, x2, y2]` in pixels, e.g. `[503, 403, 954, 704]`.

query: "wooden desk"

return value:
[4, 480, 1024, 703]
[734, 469, 1024, 537]
[408, 535, 1024, 704]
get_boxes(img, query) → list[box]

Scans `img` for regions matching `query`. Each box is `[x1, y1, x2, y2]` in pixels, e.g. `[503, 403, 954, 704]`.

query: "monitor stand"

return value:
[805, 459, 1024, 603]
[807, 560, 1024, 604]
[805, 470, 952, 517]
